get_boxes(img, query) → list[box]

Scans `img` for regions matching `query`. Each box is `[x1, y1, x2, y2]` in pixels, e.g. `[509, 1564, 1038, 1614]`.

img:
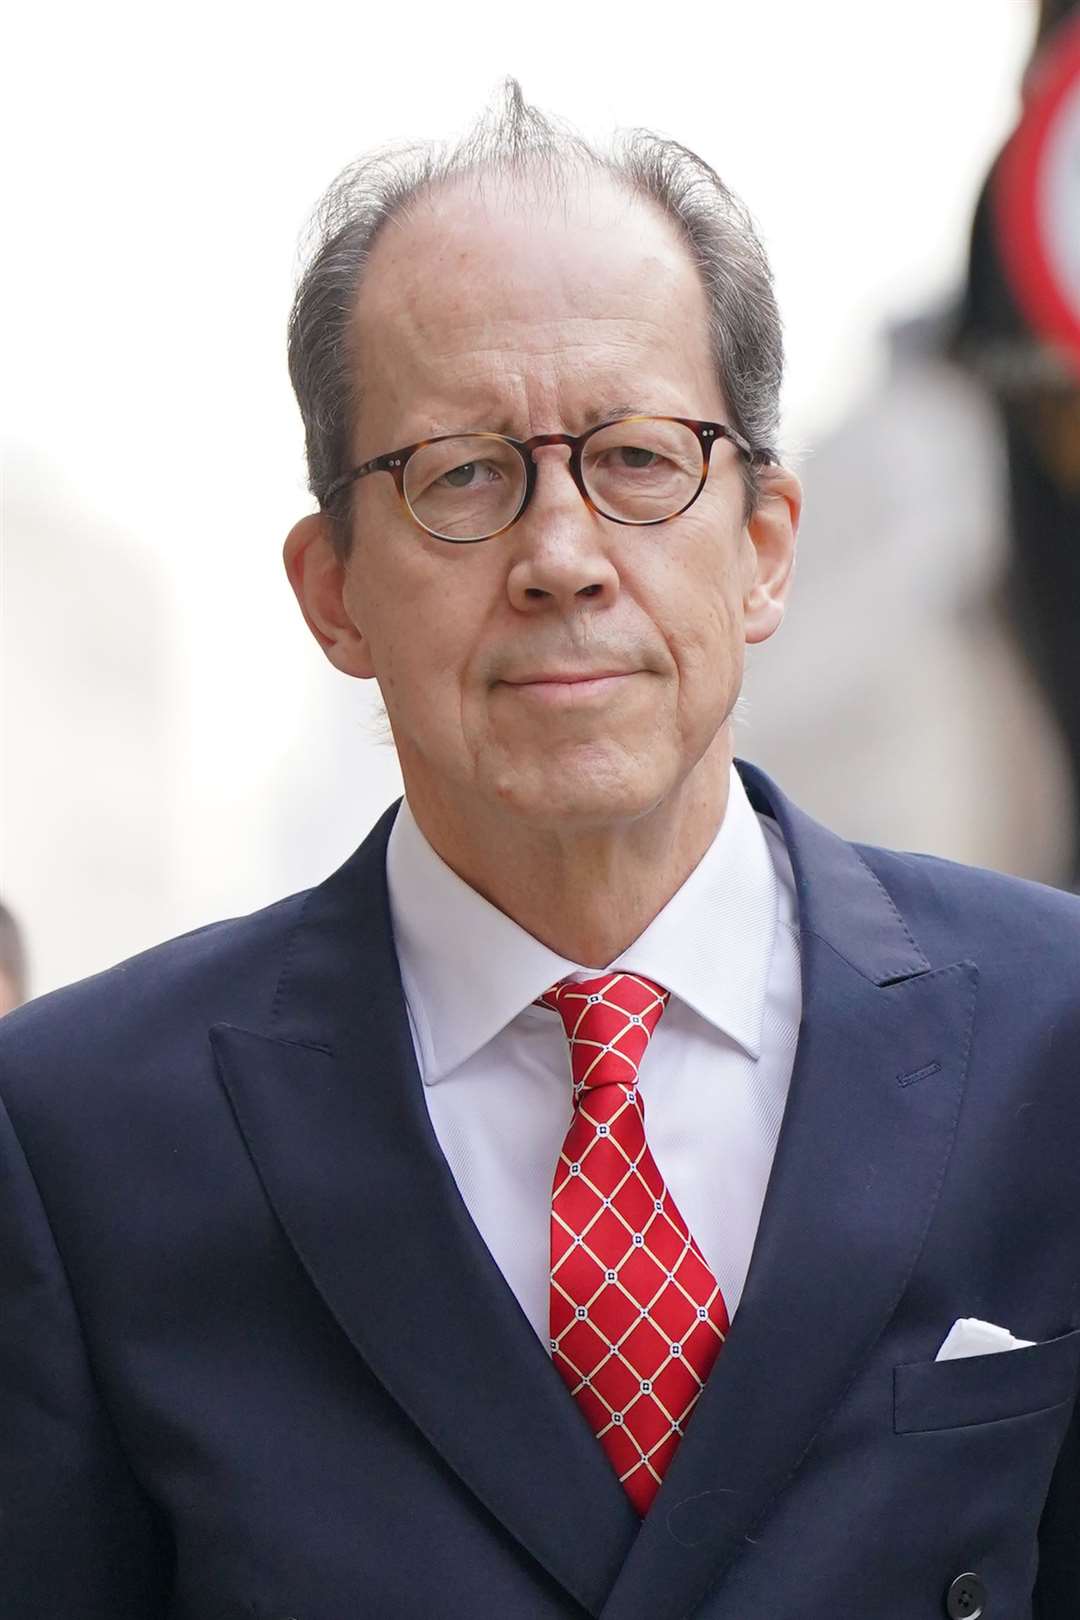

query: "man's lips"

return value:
[502, 670, 633, 685]
[497, 671, 640, 703]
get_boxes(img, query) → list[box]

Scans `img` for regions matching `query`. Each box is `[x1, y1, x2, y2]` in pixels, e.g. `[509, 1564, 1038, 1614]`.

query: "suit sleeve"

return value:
[1033, 1390, 1080, 1614]
[0, 1089, 173, 1619]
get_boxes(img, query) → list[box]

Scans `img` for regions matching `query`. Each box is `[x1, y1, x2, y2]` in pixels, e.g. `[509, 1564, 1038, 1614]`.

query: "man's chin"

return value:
[488, 759, 672, 831]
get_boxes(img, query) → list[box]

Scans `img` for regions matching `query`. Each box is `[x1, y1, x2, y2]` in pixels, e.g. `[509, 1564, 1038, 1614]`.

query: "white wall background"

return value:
[2, 0, 1038, 995]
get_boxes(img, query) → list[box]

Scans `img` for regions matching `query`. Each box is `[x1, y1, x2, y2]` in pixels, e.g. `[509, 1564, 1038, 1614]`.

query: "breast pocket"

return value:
[893, 1326, 1080, 1434]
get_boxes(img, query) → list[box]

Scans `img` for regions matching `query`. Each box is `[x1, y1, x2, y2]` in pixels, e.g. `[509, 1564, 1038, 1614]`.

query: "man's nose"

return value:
[529, 442, 582, 499]
[505, 444, 620, 611]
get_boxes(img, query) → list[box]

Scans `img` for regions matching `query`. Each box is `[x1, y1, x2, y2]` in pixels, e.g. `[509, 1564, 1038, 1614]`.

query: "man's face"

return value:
[287, 174, 799, 835]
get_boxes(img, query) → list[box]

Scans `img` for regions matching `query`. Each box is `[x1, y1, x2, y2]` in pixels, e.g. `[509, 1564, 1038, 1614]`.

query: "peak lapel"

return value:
[599, 763, 979, 1620]
[211, 803, 638, 1617]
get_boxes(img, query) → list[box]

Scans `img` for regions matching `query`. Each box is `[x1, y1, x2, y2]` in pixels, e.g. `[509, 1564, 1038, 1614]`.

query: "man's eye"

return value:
[591, 445, 678, 475]
[437, 460, 501, 488]
[615, 446, 662, 470]
[440, 462, 477, 488]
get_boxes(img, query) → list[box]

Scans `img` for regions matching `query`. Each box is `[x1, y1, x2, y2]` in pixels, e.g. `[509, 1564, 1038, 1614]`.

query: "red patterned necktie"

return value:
[535, 971, 730, 1515]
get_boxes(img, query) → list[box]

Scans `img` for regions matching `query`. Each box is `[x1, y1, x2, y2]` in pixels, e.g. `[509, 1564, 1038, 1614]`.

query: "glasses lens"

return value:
[581, 418, 704, 523]
[403, 436, 526, 540]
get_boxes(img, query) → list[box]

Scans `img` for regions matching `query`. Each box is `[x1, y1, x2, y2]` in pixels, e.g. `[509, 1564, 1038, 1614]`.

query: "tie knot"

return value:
[534, 971, 669, 1092]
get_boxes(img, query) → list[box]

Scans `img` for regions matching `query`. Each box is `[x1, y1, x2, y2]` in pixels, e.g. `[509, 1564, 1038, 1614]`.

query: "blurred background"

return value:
[3, 0, 1079, 1003]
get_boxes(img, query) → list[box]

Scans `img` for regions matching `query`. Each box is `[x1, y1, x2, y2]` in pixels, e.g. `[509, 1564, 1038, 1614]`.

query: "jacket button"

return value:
[945, 1571, 986, 1618]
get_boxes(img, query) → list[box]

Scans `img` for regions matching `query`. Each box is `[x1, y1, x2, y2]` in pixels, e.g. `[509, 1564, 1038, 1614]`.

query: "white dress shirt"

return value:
[385, 765, 802, 1347]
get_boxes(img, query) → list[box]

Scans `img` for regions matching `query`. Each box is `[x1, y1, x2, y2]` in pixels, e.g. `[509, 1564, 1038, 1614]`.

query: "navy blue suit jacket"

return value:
[3, 760, 1080, 1619]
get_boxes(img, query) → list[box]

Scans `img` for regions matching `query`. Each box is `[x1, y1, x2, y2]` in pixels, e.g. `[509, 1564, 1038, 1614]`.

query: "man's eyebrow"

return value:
[581, 402, 651, 428]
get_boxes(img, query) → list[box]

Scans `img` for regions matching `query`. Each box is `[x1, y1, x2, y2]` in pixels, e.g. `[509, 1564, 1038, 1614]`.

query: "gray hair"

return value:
[288, 79, 784, 553]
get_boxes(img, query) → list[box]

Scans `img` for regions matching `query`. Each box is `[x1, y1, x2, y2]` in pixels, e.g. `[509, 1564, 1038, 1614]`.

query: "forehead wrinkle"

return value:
[420, 401, 655, 439]
[383, 316, 678, 381]
[397, 365, 669, 430]
[381, 326, 683, 411]
[365, 330, 668, 437]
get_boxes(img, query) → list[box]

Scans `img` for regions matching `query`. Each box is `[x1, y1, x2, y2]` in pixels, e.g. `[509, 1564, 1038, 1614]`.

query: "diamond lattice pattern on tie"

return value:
[535, 971, 729, 1514]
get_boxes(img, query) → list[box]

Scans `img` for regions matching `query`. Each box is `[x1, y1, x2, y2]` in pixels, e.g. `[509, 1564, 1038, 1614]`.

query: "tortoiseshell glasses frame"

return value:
[319, 414, 776, 544]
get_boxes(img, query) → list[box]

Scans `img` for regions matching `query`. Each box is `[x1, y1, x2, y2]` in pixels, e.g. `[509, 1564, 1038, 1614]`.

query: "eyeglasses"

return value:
[320, 414, 775, 544]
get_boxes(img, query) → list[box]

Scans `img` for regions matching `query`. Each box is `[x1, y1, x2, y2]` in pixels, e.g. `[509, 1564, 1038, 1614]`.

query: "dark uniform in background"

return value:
[950, 0, 1080, 887]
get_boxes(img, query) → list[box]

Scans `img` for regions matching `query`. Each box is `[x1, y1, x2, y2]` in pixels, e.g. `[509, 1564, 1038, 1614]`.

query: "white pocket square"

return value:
[935, 1317, 1036, 1361]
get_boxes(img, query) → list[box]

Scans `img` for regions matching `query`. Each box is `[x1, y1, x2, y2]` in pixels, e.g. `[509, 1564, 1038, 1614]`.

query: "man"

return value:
[2, 84, 1079, 1620]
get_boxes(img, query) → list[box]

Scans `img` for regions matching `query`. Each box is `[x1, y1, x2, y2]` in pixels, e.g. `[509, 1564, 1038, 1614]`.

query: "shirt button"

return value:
[945, 1571, 986, 1618]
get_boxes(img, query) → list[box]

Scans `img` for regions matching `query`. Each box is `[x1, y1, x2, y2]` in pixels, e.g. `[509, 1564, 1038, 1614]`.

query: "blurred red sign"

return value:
[996, 12, 1080, 374]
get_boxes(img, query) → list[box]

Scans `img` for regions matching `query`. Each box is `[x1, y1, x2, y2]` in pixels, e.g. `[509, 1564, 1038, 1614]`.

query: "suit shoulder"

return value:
[853, 840, 1080, 963]
[0, 886, 313, 1087]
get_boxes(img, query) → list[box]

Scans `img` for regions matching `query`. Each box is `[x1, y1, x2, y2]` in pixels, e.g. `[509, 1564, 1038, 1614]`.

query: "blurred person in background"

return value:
[0, 903, 28, 1015]
[3, 82, 1080, 1620]
[951, 0, 1080, 887]
[741, 0, 1080, 890]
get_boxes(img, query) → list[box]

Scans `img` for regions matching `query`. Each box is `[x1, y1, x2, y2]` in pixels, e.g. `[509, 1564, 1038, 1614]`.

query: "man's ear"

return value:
[742, 465, 802, 646]
[282, 513, 375, 679]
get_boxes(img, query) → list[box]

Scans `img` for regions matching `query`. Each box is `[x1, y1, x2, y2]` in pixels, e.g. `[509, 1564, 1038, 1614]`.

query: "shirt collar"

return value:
[385, 764, 780, 1084]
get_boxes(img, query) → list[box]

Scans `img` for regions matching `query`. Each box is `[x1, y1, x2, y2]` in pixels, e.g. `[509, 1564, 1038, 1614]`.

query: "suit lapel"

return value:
[211, 803, 638, 1618]
[598, 761, 979, 1620]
